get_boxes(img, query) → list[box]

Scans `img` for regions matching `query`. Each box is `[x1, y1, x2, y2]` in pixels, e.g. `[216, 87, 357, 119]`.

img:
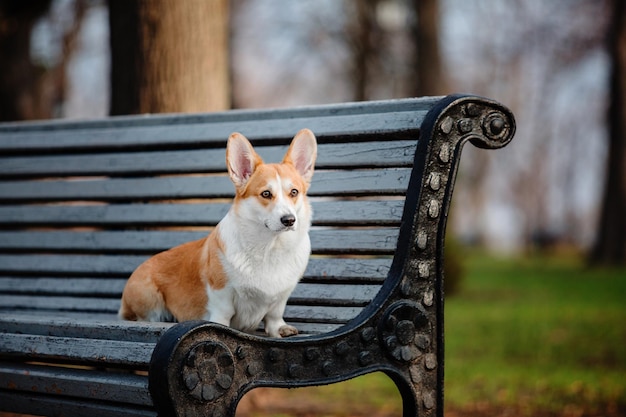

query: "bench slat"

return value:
[0, 392, 156, 417]
[0, 314, 171, 342]
[0, 98, 434, 152]
[0, 168, 411, 203]
[0, 255, 391, 279]
[0, 279, 381, 308]
[0, 277, 126, 295]
[0, 312, 343, 336]
[290, 283, 382, 307]
[0, 228, 399, 254]
[0, 295, 119, 313]
[284, 305, 364, 324]
[0, 141, 416, 178]
[0, 254, 147, 276]
[0, 333, 155, 367]
[289, 322, 343, 334]
[0, 362, 152, 406]
[0, 199, 406, 228]
[0, 295, 363, 325]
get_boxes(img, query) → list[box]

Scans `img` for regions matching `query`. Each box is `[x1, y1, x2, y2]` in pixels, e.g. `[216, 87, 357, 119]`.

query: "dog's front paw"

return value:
[278, 324, 298, 338]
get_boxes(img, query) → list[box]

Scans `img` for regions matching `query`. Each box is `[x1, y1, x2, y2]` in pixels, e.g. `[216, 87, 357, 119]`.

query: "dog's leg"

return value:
[263, 299, 298, 338]
[204, 288, 235, 327]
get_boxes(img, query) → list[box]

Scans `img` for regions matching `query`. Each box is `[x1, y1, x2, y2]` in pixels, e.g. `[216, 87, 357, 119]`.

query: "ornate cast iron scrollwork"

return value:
[380, 301, 431, 363]
[183, 341, 234, 403]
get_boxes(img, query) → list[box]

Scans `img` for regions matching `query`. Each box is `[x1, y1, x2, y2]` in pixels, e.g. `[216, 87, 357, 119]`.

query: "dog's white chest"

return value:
[228, 232, 309, 295]
[222, 243, 308, 332]
[207, 220, 311, 333]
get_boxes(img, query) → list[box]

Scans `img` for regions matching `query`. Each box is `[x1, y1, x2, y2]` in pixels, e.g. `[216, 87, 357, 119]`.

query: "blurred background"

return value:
[1, 0, 624, 416]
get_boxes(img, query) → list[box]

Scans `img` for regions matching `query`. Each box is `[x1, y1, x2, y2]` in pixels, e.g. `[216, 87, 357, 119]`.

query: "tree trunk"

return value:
[590, 0, 626, 265]
[108, 0, 230, 115]
[411, 0, 446, 96]
[0, 1, 52, 121]
[345, 0, 380, 102]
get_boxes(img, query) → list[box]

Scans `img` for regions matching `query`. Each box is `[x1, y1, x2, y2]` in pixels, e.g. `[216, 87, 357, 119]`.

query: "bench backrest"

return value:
[0, 98, 446, 335]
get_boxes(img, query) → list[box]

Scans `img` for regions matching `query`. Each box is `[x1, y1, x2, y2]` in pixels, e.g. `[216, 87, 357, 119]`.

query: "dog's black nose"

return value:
[281, 214, 296, 227]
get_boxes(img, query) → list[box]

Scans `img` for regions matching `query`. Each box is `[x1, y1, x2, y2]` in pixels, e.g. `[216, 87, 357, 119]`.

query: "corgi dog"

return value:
[119, 129, 317, 338]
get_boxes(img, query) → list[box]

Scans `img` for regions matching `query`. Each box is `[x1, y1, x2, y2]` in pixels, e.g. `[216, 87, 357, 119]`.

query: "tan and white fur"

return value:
[118, 129, 317, 338]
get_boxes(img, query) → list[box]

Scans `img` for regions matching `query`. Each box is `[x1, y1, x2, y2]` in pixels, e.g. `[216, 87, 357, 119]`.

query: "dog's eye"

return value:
[261, 190, 272, 199]
[290, 189, 299, 198]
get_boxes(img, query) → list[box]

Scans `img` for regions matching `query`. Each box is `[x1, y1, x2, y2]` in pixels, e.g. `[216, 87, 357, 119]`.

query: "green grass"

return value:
[444, 252, 626, 415]
[237, 252, 626, 416]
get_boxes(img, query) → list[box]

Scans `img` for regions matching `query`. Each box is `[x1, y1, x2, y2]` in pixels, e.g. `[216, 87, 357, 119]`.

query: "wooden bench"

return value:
[0, 95, 515, 417]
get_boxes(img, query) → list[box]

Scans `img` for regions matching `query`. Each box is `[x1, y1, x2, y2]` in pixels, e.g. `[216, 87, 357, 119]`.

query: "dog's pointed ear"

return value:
[227, 132, 263, 188]
[283, 129, 317, 184]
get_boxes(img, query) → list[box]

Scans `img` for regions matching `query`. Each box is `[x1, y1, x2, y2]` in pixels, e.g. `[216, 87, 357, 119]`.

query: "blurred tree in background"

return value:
[108, 0, 229, 115]
[343, 0, 446, 101]
[345, 0, 380, 102]
[0, 0, 85, 121]
[410, 0, 446, 96]
[590, 0, 626, 266]
[0, 0, 51, 121]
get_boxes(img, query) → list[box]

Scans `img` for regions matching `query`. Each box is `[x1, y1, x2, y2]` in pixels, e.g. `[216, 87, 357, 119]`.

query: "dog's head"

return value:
[226, 129, 317, 233]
